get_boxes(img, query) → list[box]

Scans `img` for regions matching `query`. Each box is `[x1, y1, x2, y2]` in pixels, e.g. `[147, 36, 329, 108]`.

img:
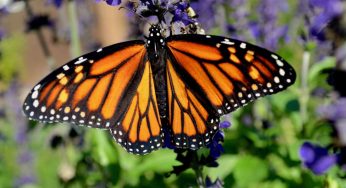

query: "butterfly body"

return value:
[146, 25, 168, 119]
[23, 24, 296, 155]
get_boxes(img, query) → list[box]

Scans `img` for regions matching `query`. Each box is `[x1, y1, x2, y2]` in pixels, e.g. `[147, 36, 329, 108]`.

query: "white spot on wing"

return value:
[221, 41, 235, 45]
[34, 84, 41, 91]
[279, 69, 285, 76]
[240, 43, 246, 49]
[276, 60, 284, 67]
[271, 54, 278, 59]
[75, 57, 87, 64]
[33, 100, 39, 108]
[31, 91, 38, 99]
[63, 65, 69, 71]
[97, 48, 102, 53]
[274, 76, 280, 83]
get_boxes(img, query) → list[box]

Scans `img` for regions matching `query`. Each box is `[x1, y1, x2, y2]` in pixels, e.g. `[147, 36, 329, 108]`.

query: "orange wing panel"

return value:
[90, 45, 144, 75]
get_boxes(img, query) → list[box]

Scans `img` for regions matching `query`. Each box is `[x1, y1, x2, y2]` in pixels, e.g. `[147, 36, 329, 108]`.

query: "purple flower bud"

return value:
[219, 121, 231, 129]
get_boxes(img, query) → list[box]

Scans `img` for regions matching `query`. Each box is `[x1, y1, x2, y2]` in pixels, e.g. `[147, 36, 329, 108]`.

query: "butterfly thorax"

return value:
[146, 24, 168, 120]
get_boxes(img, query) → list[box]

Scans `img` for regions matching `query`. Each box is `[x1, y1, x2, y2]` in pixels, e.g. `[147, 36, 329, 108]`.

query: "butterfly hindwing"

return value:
[166, 34, 296, 115]
[109, 60, 163, 154]
[166, 58, 219, 149]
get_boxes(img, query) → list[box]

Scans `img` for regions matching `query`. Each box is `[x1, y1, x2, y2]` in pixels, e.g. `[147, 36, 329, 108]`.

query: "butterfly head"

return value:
[146, 24, 165, 55]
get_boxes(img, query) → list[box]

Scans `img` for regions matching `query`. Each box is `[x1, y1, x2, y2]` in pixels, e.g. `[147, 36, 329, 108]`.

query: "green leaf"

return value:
[308, 57, 336, 84]
[88, 130, 118, 166]
[207, 154, 237, 179]
[233, 155, 269, 187]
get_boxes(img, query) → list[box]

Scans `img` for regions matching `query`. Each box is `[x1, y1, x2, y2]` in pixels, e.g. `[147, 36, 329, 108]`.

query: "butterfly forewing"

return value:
[23, 40, 164, 154]
[166, 34, 296, 116]
[23, 41, 146, 128]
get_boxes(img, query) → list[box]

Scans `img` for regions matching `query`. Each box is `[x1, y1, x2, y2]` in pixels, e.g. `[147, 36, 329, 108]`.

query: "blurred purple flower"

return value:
[0, 28, 5, 40]
[258, 0, 288, 22]
[299, 142, 337, 175]
[18, 150, 33, 164]
[46, 0, 63, 8]
[317, 98, 346, 121]
[15, 175, 36, 188]
[5, 81, 36, 187]
[299, 0, 344, 41]
[227, 0, 247, 37]
[251, 0, 289, 50]
[97, 0, 122, 6]
[191, 0, 225, 30]
[241, 114, 253, 126]
[317, 97, 346, 145]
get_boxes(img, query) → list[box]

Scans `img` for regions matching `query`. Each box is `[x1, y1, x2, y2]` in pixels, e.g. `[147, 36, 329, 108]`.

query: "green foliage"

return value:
[0, 34, 24, 90]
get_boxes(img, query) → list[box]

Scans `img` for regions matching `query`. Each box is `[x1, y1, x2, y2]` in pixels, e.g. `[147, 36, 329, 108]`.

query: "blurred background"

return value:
[1, 0, 346, 187]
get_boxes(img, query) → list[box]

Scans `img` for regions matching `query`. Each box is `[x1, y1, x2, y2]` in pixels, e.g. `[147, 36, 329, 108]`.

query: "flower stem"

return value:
[194, 166, 206, 188]
[191, 151, 206, 188]
[68, 1, 82, 57]
[300, 51, 310, 127]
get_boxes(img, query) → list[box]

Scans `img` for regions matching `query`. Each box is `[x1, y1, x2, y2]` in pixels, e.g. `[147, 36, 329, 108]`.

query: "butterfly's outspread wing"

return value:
[109, 60, 163, 154]
[166, 34, 296, 148]
[166, 58, 219, 149]
[23, 40, 163, 154]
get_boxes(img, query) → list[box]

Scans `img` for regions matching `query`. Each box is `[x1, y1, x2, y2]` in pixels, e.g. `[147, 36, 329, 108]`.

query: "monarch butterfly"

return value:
[23, 24, 296, 155]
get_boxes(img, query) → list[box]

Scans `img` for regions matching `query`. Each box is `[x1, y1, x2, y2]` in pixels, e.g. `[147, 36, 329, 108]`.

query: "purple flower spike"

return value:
[208, 139, 224, 159]
[299, 142, 337, 175]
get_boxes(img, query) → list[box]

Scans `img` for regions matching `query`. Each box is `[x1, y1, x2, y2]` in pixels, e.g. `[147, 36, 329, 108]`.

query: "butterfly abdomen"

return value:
[152, 62, 167, 119]
[149, 48, 168, 120]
